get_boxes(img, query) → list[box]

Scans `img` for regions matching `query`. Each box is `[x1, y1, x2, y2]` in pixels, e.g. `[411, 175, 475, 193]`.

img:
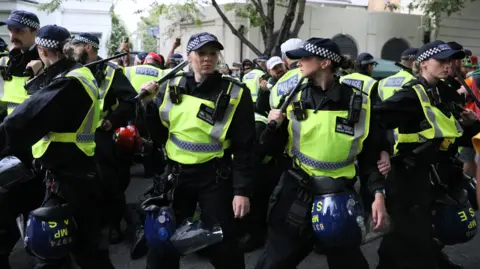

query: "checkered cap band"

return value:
[186, 33, 218, 54]
[73, 36, 99, 49]
[9, 14, 40, 29]
[301, 42, 342, 63]
[35, 37, 60, 49]
[416, 44, 451, 63]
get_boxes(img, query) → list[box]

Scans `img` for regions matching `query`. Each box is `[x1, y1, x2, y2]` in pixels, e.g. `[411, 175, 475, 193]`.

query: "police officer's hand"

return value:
[140, 81, 159, 102]
[371, 194, 388, 232]
[26, 60, 43, 76]
[377, 151, 391, 176]
[268, 109, 285, 127]
[232, 195, 250, 218]
[459, 109, 478, 126]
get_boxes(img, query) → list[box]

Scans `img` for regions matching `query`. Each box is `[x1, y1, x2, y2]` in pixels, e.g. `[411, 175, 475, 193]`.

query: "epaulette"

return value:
[403, 79, 422, 88]
[222, 75, 247, 89]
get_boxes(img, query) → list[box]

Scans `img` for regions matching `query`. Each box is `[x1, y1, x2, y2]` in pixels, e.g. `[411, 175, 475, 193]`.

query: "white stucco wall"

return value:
[158, 2, 422, 65]
[0, 0, 112, 57]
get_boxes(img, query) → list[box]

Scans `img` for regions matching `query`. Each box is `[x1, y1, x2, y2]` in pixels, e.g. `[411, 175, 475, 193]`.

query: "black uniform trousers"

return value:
[146, 165, 245, 269]
[377, 162, 438, 269]
[95, 130, 126, 227]
[238, 160, 280, 240]
[34, 170, 114, 269]
[254, 172, 370, 269]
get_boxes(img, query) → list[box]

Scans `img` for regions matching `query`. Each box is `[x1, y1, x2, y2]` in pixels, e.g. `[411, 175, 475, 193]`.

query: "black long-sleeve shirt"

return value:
[374, 76, 480, 163]
[0, 58, 97, 172]
[144, 71, 256, 197]
[89, 60, 137, 129]
[261, 79, 387, 194]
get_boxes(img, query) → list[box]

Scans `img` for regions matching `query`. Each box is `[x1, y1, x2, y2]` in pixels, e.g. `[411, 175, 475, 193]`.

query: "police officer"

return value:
[340, 52, 378, 96]
[0, 24, 115, 269]
[140, 32, 255, 269]
[71, 32, 138, 244]
[374, 40, 473, 269]
[125, 52, 167, 92]
[269, 38, 305, 110]
[0, 10, 44, 269]
[378, 48, 418, 102]
[255, 37, 388, 269]
[256, 56, 287, 115]
[377, 48, 418, 152]
[242, 57, 266, 103]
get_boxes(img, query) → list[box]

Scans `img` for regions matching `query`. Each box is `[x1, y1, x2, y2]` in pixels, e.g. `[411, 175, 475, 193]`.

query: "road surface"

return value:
[10, 165, 480, 268]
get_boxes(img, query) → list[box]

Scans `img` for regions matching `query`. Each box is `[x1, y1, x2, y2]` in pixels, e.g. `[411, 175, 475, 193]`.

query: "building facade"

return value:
[0, 0, 112, 57]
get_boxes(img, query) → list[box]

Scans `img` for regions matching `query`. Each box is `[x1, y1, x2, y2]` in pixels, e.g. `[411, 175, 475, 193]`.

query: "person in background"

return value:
[134, 52, 147, 66]
[219, 62, 232, 76]
[241, 59, 253, 79]
[166, 37, 181, 65]
[336, 54, 355, 76]
[167, 53, 183, 69]
[144, 52, 164, 70]
[269, 38, 305, 110]
[256, 56, 287, 115]
[256, 56, 268, 70]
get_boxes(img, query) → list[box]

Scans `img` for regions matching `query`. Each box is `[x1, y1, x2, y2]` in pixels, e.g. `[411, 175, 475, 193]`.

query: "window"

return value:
[381, 38, 409, 61]
[332, 34, 358, 58]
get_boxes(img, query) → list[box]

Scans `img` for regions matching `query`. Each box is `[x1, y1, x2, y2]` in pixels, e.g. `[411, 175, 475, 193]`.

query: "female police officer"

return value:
[374, 40, 475, 269]
[254, 37, 388, 269]
[140, 32, 255, 269]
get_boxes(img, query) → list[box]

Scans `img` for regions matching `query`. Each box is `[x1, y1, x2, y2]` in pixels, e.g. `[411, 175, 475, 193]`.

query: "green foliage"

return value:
[411, 0, 477, 17]
[145, 0, 204, 39]
[106, 6, 130, 56]
[38, 0, 63, 13]
[224, 3, 264, 28]
[137, 11, 158, 53]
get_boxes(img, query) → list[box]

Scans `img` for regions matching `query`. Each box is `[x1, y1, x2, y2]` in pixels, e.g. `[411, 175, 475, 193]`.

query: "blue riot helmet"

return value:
[311, 191, 366, 247]
[432, 189, 477, 245]
[24, 204, 77, 260]
[142, 197, 176, 251]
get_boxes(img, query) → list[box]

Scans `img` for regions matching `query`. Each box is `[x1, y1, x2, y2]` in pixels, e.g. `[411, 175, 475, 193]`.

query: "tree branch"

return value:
[263, 0, 276, 54]
[211, 0, 263, 56]
[292, 0, 306, 37]
[271, 0, 298, 55]
[251, 0, 268, 47]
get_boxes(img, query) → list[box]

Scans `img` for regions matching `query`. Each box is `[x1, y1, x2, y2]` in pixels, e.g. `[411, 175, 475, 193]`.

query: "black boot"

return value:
[438, 251, 463, 269]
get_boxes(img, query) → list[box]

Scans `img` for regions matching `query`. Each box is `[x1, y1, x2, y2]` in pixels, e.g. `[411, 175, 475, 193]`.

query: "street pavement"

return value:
[10, 164, 480, 268]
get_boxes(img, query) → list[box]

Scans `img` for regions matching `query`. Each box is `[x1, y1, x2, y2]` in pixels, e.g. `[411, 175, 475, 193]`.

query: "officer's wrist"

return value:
[375, 188, 386, 199]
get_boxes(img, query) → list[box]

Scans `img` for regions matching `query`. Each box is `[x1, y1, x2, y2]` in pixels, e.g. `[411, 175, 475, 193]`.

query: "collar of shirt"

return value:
[307, 78, 342, 102]
[184, 71, 223, 94]
[43, 58, 78, 81]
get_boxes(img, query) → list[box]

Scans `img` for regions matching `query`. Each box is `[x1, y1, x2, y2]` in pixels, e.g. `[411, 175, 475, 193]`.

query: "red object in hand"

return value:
[113, 124, 142, 152]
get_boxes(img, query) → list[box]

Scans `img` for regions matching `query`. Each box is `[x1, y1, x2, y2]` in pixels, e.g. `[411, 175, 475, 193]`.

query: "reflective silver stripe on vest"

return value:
[43, 71, 98, 142]
[378, 79, 385, 101]
[125, 67, 132, 80]
[161, 77, 242, 152]
[412, 85, 463, 137]
[99, 66, 115, 100]
[364, 78, 376, 95]
[0, 57, 8, 100]
[290, 88, 368, 170]
[0, 57, 8, 67]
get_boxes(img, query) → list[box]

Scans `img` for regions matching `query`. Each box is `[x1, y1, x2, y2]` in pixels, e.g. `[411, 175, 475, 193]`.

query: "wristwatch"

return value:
[375, 188, 386, 198]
